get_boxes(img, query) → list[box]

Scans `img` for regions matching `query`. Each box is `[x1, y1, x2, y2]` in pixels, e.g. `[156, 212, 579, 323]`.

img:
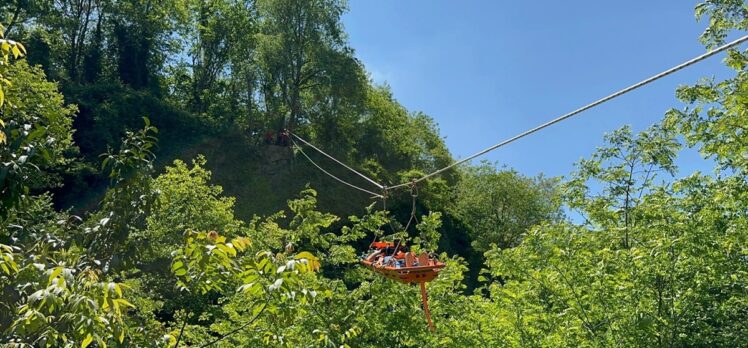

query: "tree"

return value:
[144, 156, 241, 262]
[109, 0, 189, 90]
[255, 0, 364, 130]
[0, 30, 135, 348]
[456, 162, 562, 252]
[564, 124, 680, 247]
[0, 36, 76, 217]
[674, 0, 748, 176]
[482, 122, 747, 346]
[0, 21, 27, 135]
[0, 0, 51, 37]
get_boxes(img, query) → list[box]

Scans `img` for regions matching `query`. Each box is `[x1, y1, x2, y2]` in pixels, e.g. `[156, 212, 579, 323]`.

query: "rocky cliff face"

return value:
[260, 145, 294, 175]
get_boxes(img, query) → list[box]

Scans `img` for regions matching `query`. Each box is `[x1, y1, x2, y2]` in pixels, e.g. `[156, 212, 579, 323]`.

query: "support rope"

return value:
[290, 132, 384, 189]
[291, 138, 383, 198]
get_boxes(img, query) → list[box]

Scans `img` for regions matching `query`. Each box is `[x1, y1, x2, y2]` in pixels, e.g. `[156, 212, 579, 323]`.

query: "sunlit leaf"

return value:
[81, 333, 93, 348]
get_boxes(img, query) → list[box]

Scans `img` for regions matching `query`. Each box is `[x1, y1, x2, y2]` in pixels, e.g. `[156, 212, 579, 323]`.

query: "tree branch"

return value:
[199, 301, 268, 347]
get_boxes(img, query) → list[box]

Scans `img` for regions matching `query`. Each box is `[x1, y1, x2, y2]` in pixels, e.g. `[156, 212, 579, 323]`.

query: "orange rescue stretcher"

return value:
[361, 241, 445, 331]
[361, 242, 445, 283]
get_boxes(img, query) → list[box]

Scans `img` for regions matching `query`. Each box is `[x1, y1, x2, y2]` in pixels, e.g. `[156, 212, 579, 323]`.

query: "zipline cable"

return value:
[386, 34, 748, 190]
[290, 132, 385, 189]
[291, 138, 384, 198]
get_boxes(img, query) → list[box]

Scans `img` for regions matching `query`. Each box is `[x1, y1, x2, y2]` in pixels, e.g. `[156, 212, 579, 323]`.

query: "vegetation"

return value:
[1, 0, 747, 346]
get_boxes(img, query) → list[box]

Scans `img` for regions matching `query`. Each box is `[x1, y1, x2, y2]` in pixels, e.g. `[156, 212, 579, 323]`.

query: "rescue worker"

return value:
[264, 130, 274, 145]
[279, 128, 290, 146]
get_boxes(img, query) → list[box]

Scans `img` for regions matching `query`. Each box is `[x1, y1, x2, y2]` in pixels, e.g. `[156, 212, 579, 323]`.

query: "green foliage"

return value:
[353, 86, 457, 187]
[413, 211, 442, 253]
[86, 119, 158, 270]
[695, 0, 748, 48]
[482, 124, 748, 346]
[161, 189, 328, 347]
[255, 0, 363, 130]
[0, 242, 18, 283]
[145, 156, 240, 261]
[171, 0, 258, 122]
[456, 163, 562, 252]
[63, 81, 207, 162]
[667, 58, 748, 175]
[0, 32, 138, 347]
[0, 22, 27, 111]
[0, 59, 76, 217]
[5, 0, 456, 230]
[171, 230, 251, 295]
[8, 257, 133, 347]
[1, 198, 135, 347]
[564, 124, 680, 234]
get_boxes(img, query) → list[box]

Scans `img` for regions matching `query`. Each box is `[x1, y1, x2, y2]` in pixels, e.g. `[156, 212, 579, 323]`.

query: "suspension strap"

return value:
[403, 180, 419, 232]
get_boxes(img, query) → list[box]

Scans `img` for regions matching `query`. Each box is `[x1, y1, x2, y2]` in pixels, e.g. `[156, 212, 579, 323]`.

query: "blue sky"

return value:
[342, 1, 738, 180]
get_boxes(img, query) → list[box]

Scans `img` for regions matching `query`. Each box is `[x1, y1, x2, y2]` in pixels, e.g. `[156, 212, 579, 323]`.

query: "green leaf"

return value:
[171, 260, 184, 272]
[48, 267, 62, 286]
[232, 236, 251, 251]
[294, 251, 316, 260]
[116, 299, 136, 308]
[217, 243, 237, 257]
[81, 333, 93, 348]
[294, 251, 320, 271]
[11, 45, 21, 59]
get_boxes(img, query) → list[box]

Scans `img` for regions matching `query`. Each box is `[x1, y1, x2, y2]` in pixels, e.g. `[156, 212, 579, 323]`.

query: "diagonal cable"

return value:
[386, 34, 748, 190]
[291, 138, 383, 198]
[290, 132, 384, 189]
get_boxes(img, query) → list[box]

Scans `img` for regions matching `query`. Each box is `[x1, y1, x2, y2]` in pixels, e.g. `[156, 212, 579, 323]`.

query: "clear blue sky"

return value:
[342, 1, 737, 180]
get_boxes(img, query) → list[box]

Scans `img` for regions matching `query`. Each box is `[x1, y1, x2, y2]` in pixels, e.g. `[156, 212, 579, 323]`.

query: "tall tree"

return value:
[255, 0, 363, 130]
[44, 0, 105, 82]
[0, 58, 77, 216]
[183, 0, 259, 124]
[0, 0, 51, 37]
[109, 0, 188, 90]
